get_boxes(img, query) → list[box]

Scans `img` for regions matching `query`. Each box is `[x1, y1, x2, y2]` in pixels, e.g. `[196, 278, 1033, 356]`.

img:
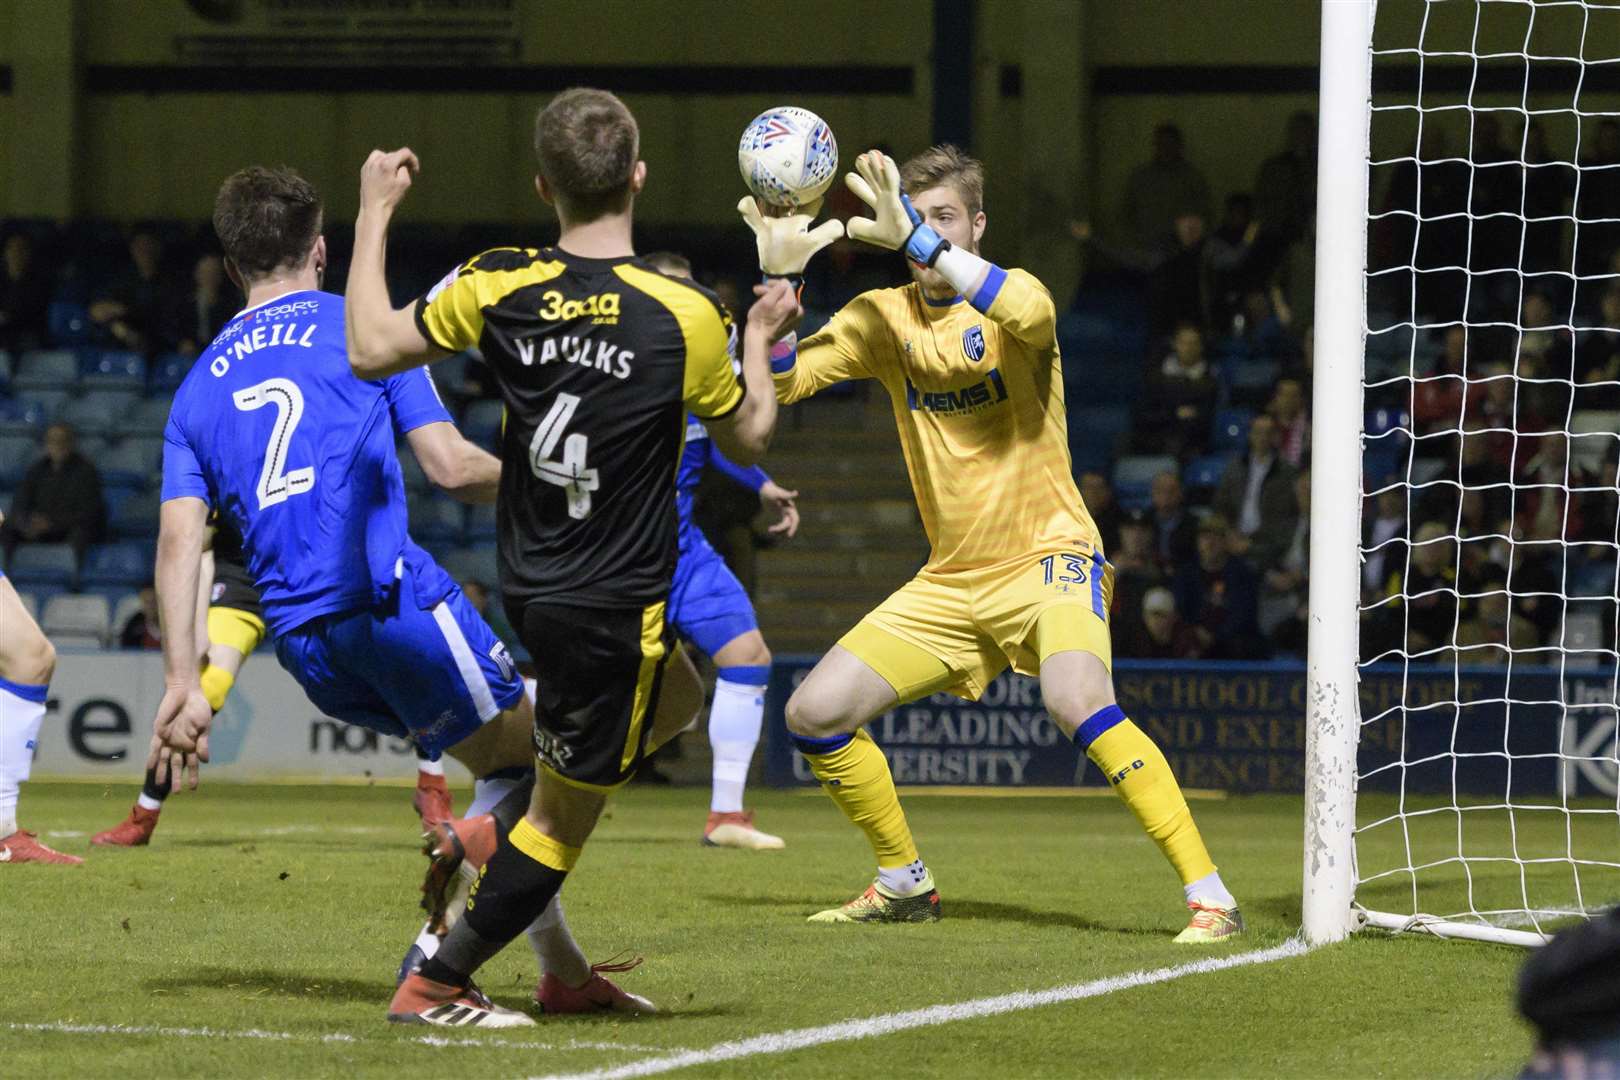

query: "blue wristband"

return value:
[900, 193, 948, 267]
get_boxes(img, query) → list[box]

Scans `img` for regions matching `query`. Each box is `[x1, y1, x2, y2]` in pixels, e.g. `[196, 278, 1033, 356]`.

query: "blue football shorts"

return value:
[667, 532, 759, 659]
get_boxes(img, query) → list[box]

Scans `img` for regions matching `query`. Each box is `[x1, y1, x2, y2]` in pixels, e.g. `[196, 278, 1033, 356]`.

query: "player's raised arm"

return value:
[703, 279, 800, 465]
[407, 422, 502, 504]
[846, 150, 1056, 348]
[347, 148, 448, 378]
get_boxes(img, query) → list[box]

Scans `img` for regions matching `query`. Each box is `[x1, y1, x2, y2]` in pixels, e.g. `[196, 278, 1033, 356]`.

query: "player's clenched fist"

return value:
[359, 148, 420, 215]
[747, 278, 803, 343]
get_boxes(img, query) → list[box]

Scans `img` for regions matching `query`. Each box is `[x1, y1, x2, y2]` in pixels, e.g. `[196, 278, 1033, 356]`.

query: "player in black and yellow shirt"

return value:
[345, 89, 803, 1027]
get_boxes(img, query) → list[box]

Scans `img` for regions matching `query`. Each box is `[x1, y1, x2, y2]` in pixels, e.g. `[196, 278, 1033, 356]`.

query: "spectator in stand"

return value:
[167, 253, 237, 358]
[1574, 283, 1620, 411]
[1454, 571, 1539, 667]
[1466, 113, 1522, 316]
[1107, 510, 1163, 658]
[1575, 119, 1620, 281]
[1252, 111, 1318, 274]
[1212, 413, 1300, 568]
[1383, 520, 1460, 656]
[1139, 322, 1218, 459]
[0, 232, 51, 354]
[1233, 287, 1296, 362]
[1173, 513, 1266, 660]
[1079, 470, 1121, 556]
[1075, 211, 1217, 337]
[1119, 586, 1203, 661]
[1260, 470, 1311, 655]
[0, 423, 104, 580]
[1207, 193, 1263, 327]
[1522, 119, 1574, 279]
[1267, 377, 1310, 467]
[1415, 326, 1469, 437]
[1148, 469, 1198, 572]
[1119, 123, 1212, 249]
[1362, 487, 1409, 597]
[89, 229, 168, 355]
[119, 586, 162, 650]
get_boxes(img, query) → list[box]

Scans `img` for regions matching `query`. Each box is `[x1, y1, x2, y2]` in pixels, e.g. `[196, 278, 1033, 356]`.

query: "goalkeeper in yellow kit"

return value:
[739, 146, 1242, 941]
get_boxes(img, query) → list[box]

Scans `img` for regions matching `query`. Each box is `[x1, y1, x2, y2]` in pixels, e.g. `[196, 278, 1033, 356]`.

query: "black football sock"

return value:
[140, 766, 173, 805]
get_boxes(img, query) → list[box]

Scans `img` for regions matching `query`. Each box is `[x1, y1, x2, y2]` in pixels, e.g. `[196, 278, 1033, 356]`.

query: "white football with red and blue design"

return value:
[737, 107, 838, 211]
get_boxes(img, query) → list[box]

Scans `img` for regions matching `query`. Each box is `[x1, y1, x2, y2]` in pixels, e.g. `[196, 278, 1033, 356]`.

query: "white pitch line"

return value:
[5, 1021, 660, 1054]
[532, 939, 1312, 1080]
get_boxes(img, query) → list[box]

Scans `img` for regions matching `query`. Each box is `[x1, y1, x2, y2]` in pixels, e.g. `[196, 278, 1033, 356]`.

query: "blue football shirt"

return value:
[162, 289, 453, 635]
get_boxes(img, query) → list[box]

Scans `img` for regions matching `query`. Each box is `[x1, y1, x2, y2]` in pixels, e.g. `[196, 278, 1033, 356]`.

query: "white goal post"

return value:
[1304, 0, 1620, 948]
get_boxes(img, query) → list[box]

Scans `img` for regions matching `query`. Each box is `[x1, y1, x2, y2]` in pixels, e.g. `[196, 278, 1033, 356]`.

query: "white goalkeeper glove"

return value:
[844, 150, 949, 267]
[737, 196, 845, 279]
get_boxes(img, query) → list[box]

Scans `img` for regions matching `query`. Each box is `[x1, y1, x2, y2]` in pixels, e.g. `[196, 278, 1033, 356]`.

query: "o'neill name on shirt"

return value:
[211, 321, 320, 374]
[515, 334, 634, 380]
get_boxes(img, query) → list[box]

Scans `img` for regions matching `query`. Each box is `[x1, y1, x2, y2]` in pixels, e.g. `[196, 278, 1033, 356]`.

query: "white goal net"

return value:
[1307, 0, 1620, 947]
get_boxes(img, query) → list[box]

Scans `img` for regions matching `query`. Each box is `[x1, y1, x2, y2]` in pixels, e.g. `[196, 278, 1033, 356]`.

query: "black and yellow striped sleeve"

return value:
[615, 264, 745, 420]
[414, 247, 548, 354]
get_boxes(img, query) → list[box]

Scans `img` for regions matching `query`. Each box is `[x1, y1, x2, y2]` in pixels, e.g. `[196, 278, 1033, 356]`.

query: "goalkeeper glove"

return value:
[737, 196, 845, 281]
[844, 150, 949, 268]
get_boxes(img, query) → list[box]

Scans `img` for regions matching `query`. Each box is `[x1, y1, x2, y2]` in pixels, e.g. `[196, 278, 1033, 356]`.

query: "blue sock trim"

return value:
[1073, 704, 1126, 751]
[718, 665, 771, 686]
[480, 765, 533, 784]
[792, 732, 854, 755]
[970, 265, 1008, 314]
[0, 674, 48, 705]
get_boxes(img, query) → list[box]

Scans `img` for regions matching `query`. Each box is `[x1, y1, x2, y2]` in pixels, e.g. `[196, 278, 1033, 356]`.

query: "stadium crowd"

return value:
[2, 109, 1617, 665]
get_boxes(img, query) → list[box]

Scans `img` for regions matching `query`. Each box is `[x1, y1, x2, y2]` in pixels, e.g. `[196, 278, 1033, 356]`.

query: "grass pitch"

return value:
[5, 782, 1547, 1078]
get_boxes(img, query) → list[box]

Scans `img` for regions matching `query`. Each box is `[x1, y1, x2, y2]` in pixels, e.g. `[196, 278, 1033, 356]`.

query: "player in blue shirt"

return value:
[148, 166, 652, 1027]
[645, 252, 800, 850]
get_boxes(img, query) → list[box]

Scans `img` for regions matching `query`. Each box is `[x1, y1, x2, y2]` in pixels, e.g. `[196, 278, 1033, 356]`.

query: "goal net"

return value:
[1306, 0, 1620, 947]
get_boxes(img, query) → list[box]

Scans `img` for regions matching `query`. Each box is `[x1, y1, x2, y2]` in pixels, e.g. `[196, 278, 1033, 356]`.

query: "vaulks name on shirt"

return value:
[514, 334, 634, 380]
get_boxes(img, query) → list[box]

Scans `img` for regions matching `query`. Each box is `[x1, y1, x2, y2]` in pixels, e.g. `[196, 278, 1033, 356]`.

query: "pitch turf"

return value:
[6, 782, 1546, 1078]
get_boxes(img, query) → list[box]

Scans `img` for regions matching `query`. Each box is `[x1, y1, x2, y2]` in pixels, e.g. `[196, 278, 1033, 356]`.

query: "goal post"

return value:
[1305, 0, 1620, 948]
[1303, 0, 1376, 948]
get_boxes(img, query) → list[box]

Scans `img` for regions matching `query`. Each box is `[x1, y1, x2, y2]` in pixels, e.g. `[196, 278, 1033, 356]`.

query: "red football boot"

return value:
[388, 973, 535, 1028]
[91, 804, 161, 847]
[412, 773, 454, 830]
[535, 955, 657, 1015]
[0, 830, 84, 865]
[419, 814, 497, 930]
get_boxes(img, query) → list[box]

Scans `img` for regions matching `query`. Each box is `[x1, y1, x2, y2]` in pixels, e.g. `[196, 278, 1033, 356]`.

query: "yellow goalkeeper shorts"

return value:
[839, 546, 1115, 704]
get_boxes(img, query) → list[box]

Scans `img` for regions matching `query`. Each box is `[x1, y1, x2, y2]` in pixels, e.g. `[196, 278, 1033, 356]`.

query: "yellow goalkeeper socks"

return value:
[1075, 706, 1217, 888]
[793, 728, 922, 874]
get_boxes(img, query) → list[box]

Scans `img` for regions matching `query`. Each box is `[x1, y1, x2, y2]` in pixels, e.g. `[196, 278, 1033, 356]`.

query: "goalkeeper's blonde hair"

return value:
[900, 145, 984, 215]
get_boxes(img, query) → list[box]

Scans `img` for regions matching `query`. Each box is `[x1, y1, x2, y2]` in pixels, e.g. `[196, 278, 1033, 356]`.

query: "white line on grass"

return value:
[531, 938, 1311, 1080]
[5, 1021, 660, 1054]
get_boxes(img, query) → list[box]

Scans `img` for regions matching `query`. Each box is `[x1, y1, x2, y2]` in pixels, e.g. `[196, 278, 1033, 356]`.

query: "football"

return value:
[737, 106, 838, 211]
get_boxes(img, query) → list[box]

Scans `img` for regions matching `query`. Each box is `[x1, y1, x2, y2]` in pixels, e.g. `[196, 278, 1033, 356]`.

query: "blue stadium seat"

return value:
[0, 349, 11, 387]
[1211, 408, 1255, 454]
[82, 541, 155, 590]
[439, 545, 498, 588]
[466, 502, 498, 542]
[1226, 358, 1281, 395]
[6, 543, 78, 587]
[115, 397, 173, 438]
[42, 593, 111, 648]
[46, 301, 94, 347]
[101, 436, 164, 486]
[59, 390, 140, 435]
[81, 349, 147, 390]
[398, 446, 431, 493]
[1113, 454, 1177, 510]
[1184, 453, 1232, 491]
[13, 349, 79, 391]
[148, 352, 195, 393]
[14, 388, 70, 420]
[110, 591, 145, 642]
[0, 396, 52, 435]
[408, 494, 466, 542]
[0, 435, 36, 486]
[110, 489, 161, 539]
[461, 399, 504, 447]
